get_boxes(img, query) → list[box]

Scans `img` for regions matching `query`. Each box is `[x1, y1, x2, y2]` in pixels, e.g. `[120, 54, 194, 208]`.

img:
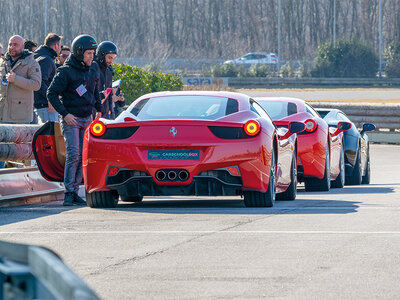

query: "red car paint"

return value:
[256, 97, 345, 181]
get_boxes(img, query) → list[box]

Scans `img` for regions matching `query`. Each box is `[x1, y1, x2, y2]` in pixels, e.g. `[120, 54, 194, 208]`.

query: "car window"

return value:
[317, 110, 330, 118]
[130, 96, 238, 120]
[242, 54, 255, 60]
[250, 99, 272, 121]
[255, 54, 266, 59]
[258, 101, 297, 120]
[305, 104, 321, 118]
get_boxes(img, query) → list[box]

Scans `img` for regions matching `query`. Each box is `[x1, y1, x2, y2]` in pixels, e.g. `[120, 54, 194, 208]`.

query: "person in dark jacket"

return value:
[56, 45, 70, 68]
[34, 33, 62, 123]
[47, 34, 102, 206]
[91, 41, 124, 119]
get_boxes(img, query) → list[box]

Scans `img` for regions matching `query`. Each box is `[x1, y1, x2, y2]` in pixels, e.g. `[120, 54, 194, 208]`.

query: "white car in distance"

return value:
[224, 52, 279, 65]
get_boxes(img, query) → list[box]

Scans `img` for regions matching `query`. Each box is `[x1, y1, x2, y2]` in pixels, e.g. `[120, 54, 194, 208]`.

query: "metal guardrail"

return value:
[228, 77, 400, 88]
[0, 240, 99, 299]
[0, 167, 64, 207]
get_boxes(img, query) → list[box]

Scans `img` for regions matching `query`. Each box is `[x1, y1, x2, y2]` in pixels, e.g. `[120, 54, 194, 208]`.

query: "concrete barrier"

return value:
[0, 240, 99, 299]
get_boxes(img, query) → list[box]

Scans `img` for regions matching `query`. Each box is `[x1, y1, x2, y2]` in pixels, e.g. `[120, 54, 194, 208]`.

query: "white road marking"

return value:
[1, 230, 400, 234]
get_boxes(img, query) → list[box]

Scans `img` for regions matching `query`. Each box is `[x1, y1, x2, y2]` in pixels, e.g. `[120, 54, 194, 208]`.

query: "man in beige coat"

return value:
[0, 35, 41, 123]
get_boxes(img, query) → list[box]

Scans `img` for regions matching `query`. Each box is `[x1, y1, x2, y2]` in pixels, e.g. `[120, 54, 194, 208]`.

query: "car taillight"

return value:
[244, 120, 261, 136]
[304, 119, 317, 133]
[90, 120, 106, 137]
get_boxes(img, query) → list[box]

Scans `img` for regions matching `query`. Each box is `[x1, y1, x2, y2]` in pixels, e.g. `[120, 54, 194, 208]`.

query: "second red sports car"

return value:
[256, 97, 351, 191]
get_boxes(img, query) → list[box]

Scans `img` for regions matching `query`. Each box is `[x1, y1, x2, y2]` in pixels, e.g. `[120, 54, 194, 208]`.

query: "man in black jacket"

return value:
[34, 33, 62, 123]
[47, 34, 102, 206]
[91, 41, 124, 119]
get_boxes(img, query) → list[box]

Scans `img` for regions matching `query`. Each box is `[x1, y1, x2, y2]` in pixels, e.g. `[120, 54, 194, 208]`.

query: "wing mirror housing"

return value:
[279, 122, 305, 140]
[332, 121, 352, 137]
[360, 123, 376, 134]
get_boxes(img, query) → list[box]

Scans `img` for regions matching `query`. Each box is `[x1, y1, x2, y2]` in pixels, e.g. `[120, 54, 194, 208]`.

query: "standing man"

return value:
[0, 35, 41, 123]
[47, 34, 102, 206]
[56, 46, 70, 68]
[0, 44, 3, 57]
[92, 41, 124, 119]
[34, 33, 62, 123]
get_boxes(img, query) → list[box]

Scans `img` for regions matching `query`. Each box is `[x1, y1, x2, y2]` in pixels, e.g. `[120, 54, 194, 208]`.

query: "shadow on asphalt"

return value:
[298, 184, 395, 195]
[0, 202, 81, 226]
[114, 197, 361, 215]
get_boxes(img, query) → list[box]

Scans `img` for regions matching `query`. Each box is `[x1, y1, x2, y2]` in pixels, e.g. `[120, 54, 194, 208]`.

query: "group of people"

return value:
[0, 33, 125, 206]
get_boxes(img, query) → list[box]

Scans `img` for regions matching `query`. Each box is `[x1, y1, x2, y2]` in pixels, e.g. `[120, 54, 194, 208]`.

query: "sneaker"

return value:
[63, 192, 74, 206]
[73, 192, 87, 205]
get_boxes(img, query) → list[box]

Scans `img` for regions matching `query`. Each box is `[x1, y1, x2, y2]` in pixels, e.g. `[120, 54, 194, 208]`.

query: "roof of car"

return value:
[135, 90, 251, 102]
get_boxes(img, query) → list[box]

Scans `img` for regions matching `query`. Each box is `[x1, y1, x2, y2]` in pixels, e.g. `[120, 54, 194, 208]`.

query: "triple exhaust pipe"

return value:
[155, 169, 190, 182]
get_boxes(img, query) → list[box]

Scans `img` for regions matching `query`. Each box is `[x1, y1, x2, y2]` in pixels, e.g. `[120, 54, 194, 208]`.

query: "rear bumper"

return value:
[107, 173, 242, 197]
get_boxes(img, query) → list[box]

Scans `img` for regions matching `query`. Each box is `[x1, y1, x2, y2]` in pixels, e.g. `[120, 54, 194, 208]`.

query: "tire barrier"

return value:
[0, 240, 99, 299]
[0, 124, 40, 161]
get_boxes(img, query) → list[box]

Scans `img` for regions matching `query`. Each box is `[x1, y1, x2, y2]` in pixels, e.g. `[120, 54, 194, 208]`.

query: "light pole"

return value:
[44, 0, 48, 37]
[379, 0, 382, 77]
[277, 0, 281, 74]
[333, 0, 336, 47]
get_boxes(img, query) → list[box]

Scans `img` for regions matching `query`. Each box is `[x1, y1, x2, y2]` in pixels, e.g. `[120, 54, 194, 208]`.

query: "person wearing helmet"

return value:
[47, 34, 102, 206]
[91, 41, 124, 119]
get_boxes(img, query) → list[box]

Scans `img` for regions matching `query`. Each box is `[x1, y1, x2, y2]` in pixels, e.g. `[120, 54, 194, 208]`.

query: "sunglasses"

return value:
[60, 54, 69, 58]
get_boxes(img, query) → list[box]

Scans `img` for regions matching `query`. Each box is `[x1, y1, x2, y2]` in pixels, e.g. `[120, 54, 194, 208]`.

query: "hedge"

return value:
[311, 39, 378, 77]
[112, 63, 183, 105]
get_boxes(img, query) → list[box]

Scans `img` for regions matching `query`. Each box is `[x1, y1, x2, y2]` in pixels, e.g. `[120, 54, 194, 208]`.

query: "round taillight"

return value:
[244, 120, 261, 136]
[90, 120, 106, 137]
[304, 119, 317, 132]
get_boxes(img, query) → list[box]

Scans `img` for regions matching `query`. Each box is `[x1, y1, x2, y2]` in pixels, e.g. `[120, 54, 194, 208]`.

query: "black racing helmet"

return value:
[71, 34, 98, 62]
[96, 41, 118, 63]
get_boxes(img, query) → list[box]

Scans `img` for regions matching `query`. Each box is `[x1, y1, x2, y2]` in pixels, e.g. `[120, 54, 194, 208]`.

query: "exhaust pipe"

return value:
[178, 170, 189, 181]
[167, 171, 177, 181]
[156, 170, 166, 181]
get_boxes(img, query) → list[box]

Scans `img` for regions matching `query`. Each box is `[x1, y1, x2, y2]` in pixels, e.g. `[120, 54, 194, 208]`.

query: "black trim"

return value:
[95, 126, 139, 139]
[208, 126, 253, 139]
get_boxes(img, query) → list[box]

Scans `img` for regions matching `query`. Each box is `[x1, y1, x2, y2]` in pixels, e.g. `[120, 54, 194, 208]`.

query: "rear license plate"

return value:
[148, 150, 200, 160]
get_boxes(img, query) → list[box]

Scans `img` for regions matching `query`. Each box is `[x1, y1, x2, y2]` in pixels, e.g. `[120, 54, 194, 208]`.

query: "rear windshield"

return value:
[130, 96, 238, 120]
[258, 101, 297, 120]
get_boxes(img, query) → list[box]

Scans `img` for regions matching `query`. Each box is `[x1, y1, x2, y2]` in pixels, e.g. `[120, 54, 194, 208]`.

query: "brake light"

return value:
[90, 120, 106, 137]
[304, 119, 317, 133]
[244, 120, 261, 136]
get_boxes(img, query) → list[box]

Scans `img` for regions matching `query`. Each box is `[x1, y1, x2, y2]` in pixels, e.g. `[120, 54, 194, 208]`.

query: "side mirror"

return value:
[279, 122, 305, 140]
[361, 123, 376, 134]
[332, 121, 352, 137]
[289, 122, 306, 134]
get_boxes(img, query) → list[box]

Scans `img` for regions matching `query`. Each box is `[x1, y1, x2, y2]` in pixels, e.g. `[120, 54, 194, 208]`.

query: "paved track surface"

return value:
[0, 144, 399, 299]
[242, 89, 400, 102]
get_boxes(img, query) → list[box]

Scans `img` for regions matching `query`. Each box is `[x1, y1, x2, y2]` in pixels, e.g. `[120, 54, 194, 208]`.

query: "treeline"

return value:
[0, 0, 399, 60]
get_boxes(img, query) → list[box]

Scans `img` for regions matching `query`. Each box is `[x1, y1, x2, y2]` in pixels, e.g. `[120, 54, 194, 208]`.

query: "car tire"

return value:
[331, 145, 345, 188]
[120, 195, 144, 202]
[362, 148, 371, 184]
[346, 148, 362, 185]
[304, 144, 330, 192]
[276, 150, 297, 200]
[244, 149, 276, 207]
[86, 190, 119, 208]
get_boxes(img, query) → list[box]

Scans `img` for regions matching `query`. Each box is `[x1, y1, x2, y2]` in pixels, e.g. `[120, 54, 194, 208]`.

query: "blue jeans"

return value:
[60, 115, 92, 193]
[36, 107, 59, 124]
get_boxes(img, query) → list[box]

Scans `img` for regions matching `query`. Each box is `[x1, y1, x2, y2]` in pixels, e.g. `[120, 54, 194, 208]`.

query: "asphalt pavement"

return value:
[0, 144, 399, 299]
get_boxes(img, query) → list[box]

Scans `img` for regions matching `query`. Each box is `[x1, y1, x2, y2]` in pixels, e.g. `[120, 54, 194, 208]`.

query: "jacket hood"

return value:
[4, 49, 33, 62]
[34, 45, 57, 59]
[65, 54, 90, 71]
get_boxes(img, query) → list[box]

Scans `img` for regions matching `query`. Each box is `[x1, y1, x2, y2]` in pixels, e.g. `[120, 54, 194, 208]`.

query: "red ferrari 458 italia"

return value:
[256, 97, 351, 192]
[33, 92, 305, 208]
